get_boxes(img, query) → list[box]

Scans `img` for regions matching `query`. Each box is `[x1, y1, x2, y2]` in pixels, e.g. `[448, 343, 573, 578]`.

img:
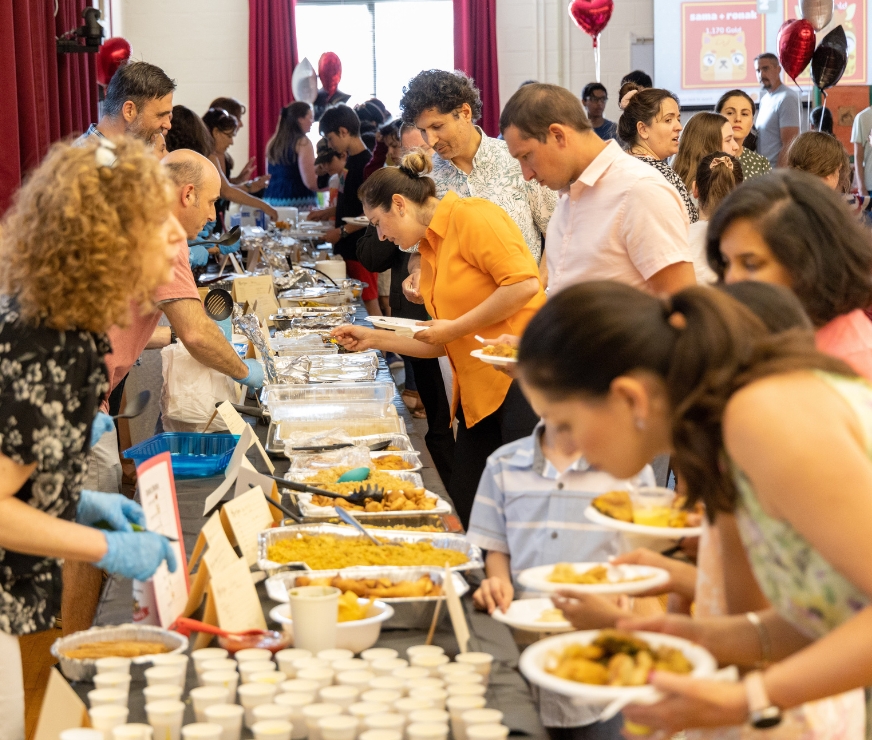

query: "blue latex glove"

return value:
[97, 531, 177, 581]
[76, 490, 146, 532]
[218, 240, 241, 255]
[237, 359, 265, 389]
[90, 412, 115, 447]
[189, 244, 210, 266]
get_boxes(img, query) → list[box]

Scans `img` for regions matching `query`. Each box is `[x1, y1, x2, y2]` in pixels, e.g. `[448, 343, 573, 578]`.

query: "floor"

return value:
[21, 628, 61, 740]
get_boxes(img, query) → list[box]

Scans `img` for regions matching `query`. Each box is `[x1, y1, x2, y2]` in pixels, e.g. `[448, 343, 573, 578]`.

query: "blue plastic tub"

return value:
[124, 433, 240, 479]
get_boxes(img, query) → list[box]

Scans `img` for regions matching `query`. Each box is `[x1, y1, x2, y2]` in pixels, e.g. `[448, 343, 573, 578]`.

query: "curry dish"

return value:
[372, 455, 415, 471]
[546, 630, 693, 686]
[296, 574, 443, 599]
[267, 533, 469, 569]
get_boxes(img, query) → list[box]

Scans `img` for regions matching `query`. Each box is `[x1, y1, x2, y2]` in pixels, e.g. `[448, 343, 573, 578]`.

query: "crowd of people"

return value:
[2, 44, 872, 740]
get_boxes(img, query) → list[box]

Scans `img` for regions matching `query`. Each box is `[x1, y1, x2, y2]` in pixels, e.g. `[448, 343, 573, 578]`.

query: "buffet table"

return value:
[73, 304, 548, 740]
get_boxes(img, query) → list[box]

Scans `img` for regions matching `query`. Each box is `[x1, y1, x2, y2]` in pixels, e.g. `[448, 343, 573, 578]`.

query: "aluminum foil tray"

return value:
[281, 512, 453, 532]
[369, 450, 422, 471]
[266, 418, 406, 455]
[265, 566, 469, 604]
[51, 623, 189, 682]
[257, 523, 484, 574]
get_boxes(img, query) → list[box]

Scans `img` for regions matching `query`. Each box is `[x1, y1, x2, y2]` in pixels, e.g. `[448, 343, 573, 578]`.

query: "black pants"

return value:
[409, 357, 455, 491]
[449, 381, 539, 529]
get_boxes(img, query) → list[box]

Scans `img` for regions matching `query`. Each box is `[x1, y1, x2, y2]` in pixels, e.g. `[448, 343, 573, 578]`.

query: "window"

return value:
[296, 0, 454, 118]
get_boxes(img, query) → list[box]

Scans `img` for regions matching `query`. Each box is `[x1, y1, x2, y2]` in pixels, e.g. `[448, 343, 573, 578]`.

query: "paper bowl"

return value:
[51, 624, 188, 682]
[519, 630, 716, 705]
[269, 600, 394, 654]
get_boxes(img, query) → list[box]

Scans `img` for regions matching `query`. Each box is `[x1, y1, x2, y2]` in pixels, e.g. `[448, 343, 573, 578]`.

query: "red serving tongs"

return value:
[170, 617, 269, 639]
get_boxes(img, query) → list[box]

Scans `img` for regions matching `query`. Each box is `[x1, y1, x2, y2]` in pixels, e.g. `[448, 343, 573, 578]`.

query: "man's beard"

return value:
[127, 117, 158, 143]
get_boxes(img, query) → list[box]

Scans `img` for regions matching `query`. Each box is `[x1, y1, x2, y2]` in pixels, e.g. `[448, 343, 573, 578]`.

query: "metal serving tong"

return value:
[263, 473, 385, 506]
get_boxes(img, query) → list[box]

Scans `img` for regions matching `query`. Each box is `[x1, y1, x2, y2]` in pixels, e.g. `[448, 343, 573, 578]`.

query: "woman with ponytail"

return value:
[516, 279, 872, 735]
[331, 151, 546, 527]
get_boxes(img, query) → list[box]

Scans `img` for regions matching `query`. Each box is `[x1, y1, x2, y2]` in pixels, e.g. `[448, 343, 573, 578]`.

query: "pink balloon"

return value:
[568, 0, 614, 46]
[777, 19, 816, 81]
[96, 37, 131, 87]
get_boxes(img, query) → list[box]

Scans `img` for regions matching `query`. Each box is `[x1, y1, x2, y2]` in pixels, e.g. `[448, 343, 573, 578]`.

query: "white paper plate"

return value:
[369, 316, 426, 337]
[490, 598, 573, 633]
[470, 348, 517, 366]
[342, 216, 371, 226]
[519, 630, 717, 704]
[584, 506, 702, 539]
[517, 562, 670, 596]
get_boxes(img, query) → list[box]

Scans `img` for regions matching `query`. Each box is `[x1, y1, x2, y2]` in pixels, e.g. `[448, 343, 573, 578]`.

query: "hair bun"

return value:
[400, 150, 433, 177]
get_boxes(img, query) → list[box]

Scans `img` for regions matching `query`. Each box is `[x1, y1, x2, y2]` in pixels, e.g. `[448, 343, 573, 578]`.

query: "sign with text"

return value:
[682, 2, 766, 88]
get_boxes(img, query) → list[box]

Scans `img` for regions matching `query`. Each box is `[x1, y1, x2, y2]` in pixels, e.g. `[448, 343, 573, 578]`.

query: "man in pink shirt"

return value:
[500, 83, 695, 296]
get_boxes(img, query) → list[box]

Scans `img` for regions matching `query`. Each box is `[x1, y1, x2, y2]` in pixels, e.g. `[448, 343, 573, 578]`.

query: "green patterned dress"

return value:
[738, 147, 772, 180]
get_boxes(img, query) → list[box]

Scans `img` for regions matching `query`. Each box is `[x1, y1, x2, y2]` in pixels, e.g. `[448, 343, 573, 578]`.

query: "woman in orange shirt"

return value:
[331, 152, 546, 526]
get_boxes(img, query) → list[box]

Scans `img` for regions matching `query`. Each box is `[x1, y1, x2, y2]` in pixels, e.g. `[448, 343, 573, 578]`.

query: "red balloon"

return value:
[318, 52, 342, 97]
[777, 19, 816, 81]
[96, 37, 131, 87]
[568, 0, 614, 46]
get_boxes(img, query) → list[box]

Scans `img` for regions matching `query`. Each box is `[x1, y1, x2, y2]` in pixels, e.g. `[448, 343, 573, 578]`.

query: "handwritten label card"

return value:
[209, 556, 267, 632]
[235, 467, 282, 524]
[137, 452, 189, 628]
[221, 485, 274, 566]
[216, 401, 274, 473]
[202, 426, 256, 515]
[232, 274, 274, 306]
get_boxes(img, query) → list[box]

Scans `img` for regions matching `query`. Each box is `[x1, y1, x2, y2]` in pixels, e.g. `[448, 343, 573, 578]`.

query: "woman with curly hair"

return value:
[0, 137, 179, 737]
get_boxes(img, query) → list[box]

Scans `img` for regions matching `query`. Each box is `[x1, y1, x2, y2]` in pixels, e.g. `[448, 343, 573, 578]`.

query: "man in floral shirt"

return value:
[399, 70, 556, 298]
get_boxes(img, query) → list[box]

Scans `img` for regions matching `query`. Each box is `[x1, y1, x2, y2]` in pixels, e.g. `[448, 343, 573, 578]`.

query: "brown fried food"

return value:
[481, 344, 518, 359]
[593, 629, 652, 656]
[313, 485, 436, 513]
[372, 455, 414, 471]
[63, 640, 171, 660]
[592, 491, 634, 523]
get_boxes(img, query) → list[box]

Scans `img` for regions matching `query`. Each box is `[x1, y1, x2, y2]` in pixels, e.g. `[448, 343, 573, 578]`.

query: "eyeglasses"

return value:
[586, 95, 608, 103]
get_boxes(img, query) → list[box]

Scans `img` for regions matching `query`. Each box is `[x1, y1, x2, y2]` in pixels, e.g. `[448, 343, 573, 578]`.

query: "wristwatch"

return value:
[170, 327, 178, 344]
[744, 671, 782, 729]
[340, 225, 348, 239]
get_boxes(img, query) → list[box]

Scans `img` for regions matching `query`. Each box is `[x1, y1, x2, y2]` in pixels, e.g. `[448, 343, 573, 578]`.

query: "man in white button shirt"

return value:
[500, 83, 695, 296]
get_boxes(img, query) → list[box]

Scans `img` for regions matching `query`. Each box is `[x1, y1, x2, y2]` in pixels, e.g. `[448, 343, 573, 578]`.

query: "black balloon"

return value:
[812, 25, 848, 90]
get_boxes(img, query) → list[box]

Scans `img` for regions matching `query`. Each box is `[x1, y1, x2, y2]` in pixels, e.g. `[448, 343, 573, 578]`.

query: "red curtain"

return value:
[0, 0, 98, 213]
[453, 0, 500, 138]
[248, 0, 299, 177]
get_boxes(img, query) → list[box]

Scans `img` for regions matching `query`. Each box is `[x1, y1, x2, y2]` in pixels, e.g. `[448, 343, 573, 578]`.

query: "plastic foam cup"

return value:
[89, 705, 130, 739]
[180, 723, 223, 740]
[200, 670, 239, 704]
[367, 676, 406, 694]
[336, 670, 375, 689]
[144, 700, 185, 740]
[279, 678, 321, 696]
[361, 689, 402, 706]
[362, 713, 406, 734]
[275, 649, 312, 677]
[240, 660, 278, 684]
[454, 654, 493, 685]
[390, 667, 428, 682]
[331, 658, 368, 674]
[446, 696, 486, 740]
[436, 663, 475, 679]
[190, 686, 230, 723]
[406, 723, 449, 740]
[408, 710, 449, 727]
[203, 704, 244, 740]
[409, 687, 447, 710]
[301, 703, 343, 740]
[235, 648, 273, 664]
[61, 730, 104, 740]
[409, 654, 448, 676]
[348, 701, 390, 731]
[150, 654, 189, 688]
[191, 649, 229, 676]
[442, 672, 483, 688]
[143, 685, 183, 704]
[252, 704, 294, 725]
[199, 659, 238, 682]
[405, 646, 444, 660]
[405, 678, 444, 692]
[238, 683, 278, 728]
[316, 649, 353, 663]
[249, 670, 287, 687]
[318, 715, 358, 740]
[94, 672, 132, 697]
[359, 731, 401, 740]
[274, 693, 313, 740]
[370, 658, 407, 676]
[88, 688, 128, 708]
[95, 657, 131, 675]
[393, 697, 434, 717]
[318, 684, 360, 709]
[446, 683, 486, 698]
[287, 586, 340, 654]
[296, 667, 334, 689]
[465, 725, 510, 740]
[111, 724, 153, 740]
[252, 720, 293, 740]
[360, 648, 398, 665]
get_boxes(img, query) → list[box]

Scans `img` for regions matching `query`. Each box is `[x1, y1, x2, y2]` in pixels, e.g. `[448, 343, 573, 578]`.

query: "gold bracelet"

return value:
[746, 611, 771, 667]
